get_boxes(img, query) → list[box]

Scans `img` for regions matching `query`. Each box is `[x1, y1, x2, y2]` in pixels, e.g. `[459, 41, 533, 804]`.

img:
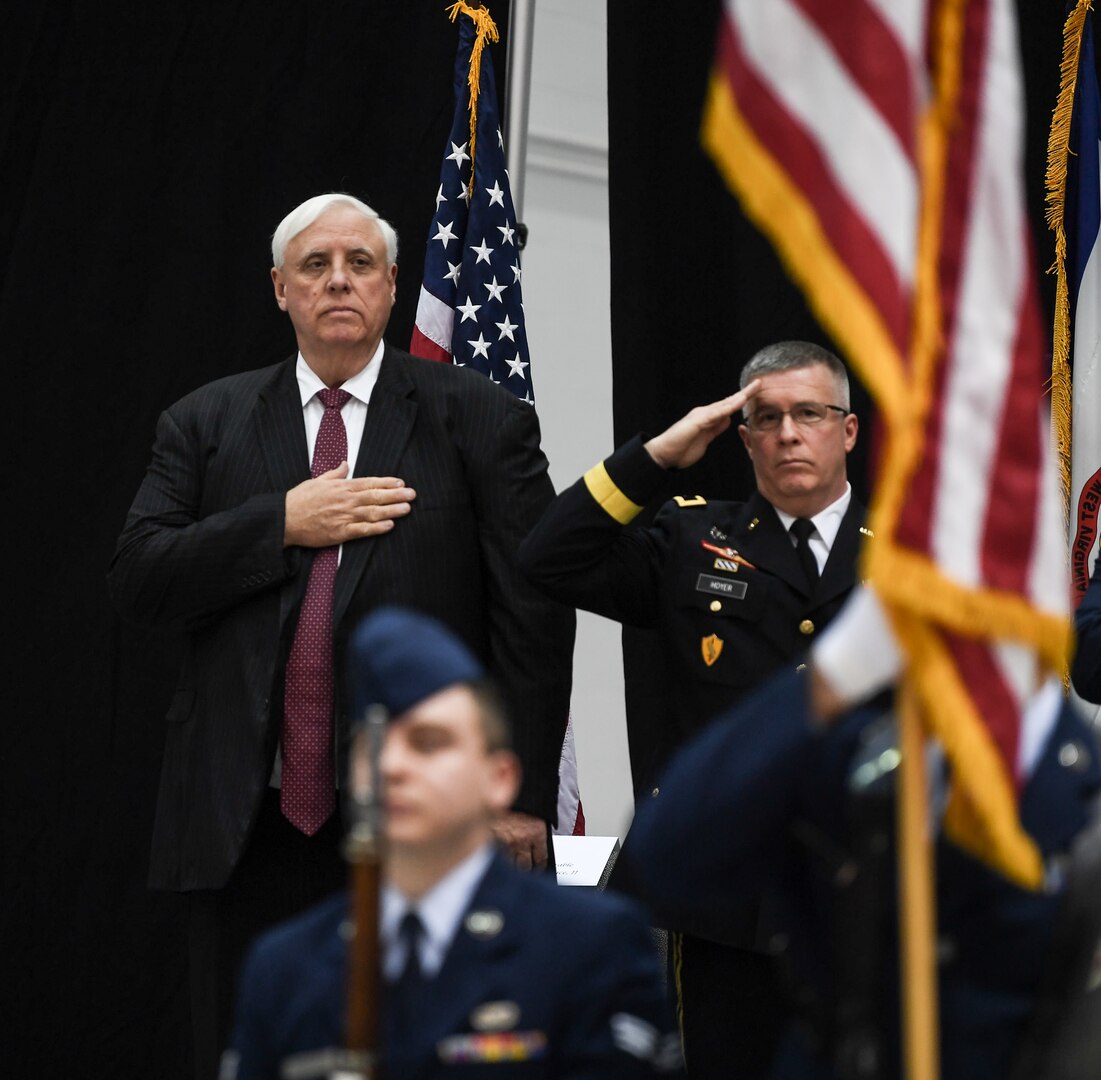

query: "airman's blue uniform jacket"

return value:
[226, 851, 680, 1079]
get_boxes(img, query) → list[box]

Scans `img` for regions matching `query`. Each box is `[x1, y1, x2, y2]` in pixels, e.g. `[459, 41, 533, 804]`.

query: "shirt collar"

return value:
[295, 339, 385, 408]
[773, 482, 852, 552]
[381, 843, 495, 965]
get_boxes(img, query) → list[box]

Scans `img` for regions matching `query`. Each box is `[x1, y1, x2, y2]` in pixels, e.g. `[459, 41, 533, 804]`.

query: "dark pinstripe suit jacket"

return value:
[109, 345, 575, 890]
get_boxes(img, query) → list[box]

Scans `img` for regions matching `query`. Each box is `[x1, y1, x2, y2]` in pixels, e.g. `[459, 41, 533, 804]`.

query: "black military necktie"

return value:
[790, 518, 820, 590]
[390, 910, 426, 1041]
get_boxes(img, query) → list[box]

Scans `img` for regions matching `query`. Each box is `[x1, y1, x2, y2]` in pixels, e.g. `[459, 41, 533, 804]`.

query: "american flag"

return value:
[703, 0, 1067, 890]
[411, 2, 584, 837]
[410, 3, 533, 403]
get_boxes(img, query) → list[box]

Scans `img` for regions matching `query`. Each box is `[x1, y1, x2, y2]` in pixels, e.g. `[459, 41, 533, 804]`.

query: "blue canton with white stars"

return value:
[420, 16, 533, 402]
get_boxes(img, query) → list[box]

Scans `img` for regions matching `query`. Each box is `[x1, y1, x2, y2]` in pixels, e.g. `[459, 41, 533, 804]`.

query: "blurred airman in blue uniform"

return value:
[223, 607, 680, 1079]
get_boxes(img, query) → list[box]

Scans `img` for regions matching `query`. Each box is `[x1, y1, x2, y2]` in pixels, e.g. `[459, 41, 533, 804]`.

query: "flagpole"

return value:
[898, 682, 939, 1080]
[504, 0, 535, 226]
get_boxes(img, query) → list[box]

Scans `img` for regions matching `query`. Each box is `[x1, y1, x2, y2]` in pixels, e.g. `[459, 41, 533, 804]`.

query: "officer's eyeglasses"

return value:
[745, 402, 849, 432]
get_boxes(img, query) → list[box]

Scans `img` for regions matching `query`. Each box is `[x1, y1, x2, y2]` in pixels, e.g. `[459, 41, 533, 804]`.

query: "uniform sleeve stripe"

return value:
[584, 461, 643, 524]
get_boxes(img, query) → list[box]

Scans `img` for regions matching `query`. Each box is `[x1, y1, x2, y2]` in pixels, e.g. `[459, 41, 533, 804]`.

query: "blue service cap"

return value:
[349, 606, 485, 720]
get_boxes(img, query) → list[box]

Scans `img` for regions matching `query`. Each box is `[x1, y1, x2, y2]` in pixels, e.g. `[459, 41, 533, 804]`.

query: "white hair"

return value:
[271, 193, 399, 268]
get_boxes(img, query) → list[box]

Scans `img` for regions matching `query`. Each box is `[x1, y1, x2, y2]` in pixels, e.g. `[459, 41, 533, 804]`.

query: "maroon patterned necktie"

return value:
[281, 386, 352, 835]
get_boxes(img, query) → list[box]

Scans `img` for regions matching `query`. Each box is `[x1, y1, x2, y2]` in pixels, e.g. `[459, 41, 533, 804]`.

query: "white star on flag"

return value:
[457, 296, 481, 322]
[433, 221, 458, 247]
[468, 333, 491, 359]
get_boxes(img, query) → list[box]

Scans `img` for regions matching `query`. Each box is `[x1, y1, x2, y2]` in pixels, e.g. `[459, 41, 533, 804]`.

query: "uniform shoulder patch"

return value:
[673, 495, 707, 508]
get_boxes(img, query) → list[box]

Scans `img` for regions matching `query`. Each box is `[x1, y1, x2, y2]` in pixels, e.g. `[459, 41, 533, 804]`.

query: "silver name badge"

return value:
[696, 574, 748, 599]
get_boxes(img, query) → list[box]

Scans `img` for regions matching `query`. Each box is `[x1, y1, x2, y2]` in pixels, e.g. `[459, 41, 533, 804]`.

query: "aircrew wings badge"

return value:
[701, 634, 723, 667]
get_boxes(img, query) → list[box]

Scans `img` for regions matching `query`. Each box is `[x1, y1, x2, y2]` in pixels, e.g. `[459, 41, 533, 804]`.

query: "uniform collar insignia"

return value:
[464, 909, 505, 938]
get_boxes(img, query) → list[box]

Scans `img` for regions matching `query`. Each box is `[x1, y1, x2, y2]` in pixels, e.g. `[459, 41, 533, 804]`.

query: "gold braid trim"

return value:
[1046, 0, 1094, 526]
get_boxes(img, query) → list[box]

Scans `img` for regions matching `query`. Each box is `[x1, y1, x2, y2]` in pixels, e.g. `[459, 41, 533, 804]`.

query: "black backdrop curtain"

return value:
[604, 2, 1062, 794]
[1, 4, 509, 1075]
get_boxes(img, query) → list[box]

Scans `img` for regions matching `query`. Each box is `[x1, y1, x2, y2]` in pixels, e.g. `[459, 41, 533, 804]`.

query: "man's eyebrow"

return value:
[295, 244, 379, 267]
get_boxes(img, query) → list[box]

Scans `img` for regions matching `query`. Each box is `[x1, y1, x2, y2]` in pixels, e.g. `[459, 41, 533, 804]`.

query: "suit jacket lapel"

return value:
[255, 356, 311, 492]
[255, 358, 312, 626]
[333, 345, 418, 629]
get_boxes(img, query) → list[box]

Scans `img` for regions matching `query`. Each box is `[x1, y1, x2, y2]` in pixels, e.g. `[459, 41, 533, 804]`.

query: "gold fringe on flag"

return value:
[446, 2, 500, 199]
[1046, 0, 1094, 525]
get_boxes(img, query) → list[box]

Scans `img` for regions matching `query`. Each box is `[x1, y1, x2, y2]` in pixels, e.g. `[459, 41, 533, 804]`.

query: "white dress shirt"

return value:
[296, 340, 384, 475]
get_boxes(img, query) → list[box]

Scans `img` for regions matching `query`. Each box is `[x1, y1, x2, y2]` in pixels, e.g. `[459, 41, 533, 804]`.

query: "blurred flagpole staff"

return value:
[342, 704, 390, 1078]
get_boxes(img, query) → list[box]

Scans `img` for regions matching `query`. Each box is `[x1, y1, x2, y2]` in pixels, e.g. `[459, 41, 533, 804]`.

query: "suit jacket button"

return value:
[799, 619, 815, 635]
[709, 600, 722, 612]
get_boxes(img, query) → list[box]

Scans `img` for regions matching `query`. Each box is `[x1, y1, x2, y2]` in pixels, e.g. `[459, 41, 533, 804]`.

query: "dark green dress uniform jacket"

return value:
[518, 435, 866, 790]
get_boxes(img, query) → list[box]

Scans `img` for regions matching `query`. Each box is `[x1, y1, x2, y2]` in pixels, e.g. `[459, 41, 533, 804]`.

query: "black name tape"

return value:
[696, 574, 748, 599]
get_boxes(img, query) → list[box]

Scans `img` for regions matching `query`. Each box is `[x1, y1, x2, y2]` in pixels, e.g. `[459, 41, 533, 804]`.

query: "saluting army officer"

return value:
[518, 341, 864, 1079]
[224, 607, 680, 1080]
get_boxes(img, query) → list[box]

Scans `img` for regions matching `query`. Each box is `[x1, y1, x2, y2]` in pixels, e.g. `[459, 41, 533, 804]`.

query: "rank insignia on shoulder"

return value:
[674, 494, 707, 507]
[701, 633, 724, 667]
[859, 525, 875, 538]
[470, 1000, 520, 1033]
[437, 1031, 548, 1064]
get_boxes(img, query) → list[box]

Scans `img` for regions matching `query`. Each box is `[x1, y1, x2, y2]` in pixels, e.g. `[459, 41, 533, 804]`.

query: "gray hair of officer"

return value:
[738, 341, 851, 414]
[271, 193, 400, 269]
